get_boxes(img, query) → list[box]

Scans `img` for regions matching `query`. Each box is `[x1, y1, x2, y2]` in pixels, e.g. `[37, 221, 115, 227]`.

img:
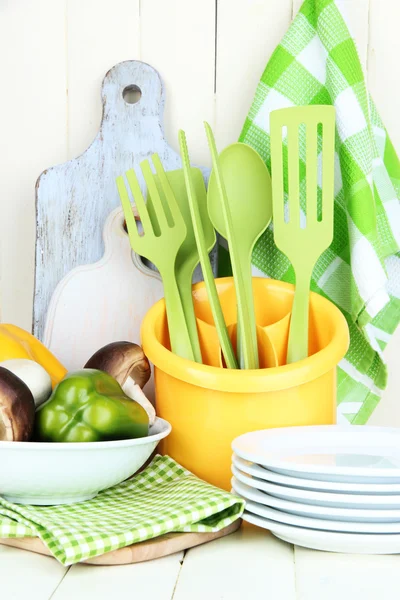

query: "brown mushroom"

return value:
[84, 342, 155, 425]
[0, 367, 35, 441]
[84, 342, 151, 389]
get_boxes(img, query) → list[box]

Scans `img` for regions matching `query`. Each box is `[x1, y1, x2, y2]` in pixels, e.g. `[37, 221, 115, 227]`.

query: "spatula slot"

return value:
[299, 122, 307, 229]
[317, 122, 324, 222]
[287, 123, 300, 227]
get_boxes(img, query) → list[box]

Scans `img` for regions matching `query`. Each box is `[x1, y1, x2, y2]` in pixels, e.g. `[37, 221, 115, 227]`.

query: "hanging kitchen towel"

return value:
[237, 0, 400, 424]
[0, 455, 244, 565]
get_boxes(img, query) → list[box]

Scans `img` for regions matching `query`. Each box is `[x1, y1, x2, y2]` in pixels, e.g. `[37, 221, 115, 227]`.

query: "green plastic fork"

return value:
[270, 106, 335, 364]
[116, 165, 194, 361]
[149, 154, 206, 364]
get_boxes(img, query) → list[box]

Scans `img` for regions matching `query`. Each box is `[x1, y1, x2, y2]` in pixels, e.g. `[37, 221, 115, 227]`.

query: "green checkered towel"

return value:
[232, 0, 400, 424]
[0, 455, 244, 565]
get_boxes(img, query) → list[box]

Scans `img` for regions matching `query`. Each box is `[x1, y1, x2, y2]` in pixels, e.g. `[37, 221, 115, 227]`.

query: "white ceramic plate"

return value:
[232, 425, 400, 483]
[231, 477, 400, 523]
[232, 453, 400, 494]
[232, 464, 400, 508]
[243, 497, 400, 533]
[243, 511, 400, 554]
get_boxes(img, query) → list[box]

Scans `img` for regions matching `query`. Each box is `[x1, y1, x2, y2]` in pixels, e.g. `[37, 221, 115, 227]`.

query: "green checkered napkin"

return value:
[0, 455, 244, 565]
[229, 0, 400, 423]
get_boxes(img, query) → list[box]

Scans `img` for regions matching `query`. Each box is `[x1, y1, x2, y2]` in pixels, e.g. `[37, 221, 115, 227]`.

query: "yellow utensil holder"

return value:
[141, 278, 349, 490]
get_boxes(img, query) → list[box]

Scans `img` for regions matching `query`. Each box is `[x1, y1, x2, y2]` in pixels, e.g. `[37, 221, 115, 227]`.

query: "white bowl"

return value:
[0, 417, 171, 505]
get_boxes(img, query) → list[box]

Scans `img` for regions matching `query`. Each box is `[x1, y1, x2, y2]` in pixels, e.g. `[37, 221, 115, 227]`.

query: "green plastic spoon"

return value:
[270, 106, 335, 364]
[206, 123, 272, 369]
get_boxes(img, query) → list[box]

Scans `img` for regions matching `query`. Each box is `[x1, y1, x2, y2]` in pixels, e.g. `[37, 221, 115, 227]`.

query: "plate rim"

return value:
[232, 425, 400, 479]
[232, 453, 400, 493]
[243, 497, 400, 533]
[243, 510, 400, 553]
[231, 476, 400, 520]
[231, 464, 400, 507]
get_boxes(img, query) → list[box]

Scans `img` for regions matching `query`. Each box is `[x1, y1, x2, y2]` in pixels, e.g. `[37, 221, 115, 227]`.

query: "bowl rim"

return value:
[141, 277, 350, 393]
[0, 417, 171, 450]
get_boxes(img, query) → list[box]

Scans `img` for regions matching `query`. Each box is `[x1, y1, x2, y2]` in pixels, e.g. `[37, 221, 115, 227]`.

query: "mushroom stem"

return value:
[122, 376, 156, 426]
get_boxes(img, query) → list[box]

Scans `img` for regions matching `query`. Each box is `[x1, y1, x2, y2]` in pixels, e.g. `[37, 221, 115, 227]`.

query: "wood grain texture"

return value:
[368, 0, 400, 150]
[0, 544, 67, 600]
[33, 60, 188, 342]
[0, 520, 241, 566]
[66, 0, 140, 161]
[0, 0, 67, 329]
[1, 0, 400, 425]
[215, 0, 293, 149]
[52, 553, 183, 600]
[173, 523, 297, 600]
[294, 545, 400, 600]
[43, 206, 163, 381]
[140, 0, 216, 166]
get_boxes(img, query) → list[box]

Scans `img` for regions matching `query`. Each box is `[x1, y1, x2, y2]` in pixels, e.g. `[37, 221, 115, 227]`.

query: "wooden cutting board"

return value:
[33, 59, 207, 341]
[42, 205, 163, 391]
[0, 520, 241, 565]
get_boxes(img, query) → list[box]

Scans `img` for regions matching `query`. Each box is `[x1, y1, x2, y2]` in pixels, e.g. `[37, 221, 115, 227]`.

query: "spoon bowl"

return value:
[207, 135, 272, 369]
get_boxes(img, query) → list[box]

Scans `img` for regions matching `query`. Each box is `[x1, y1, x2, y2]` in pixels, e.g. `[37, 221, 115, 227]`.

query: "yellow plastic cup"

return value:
[141, 277, 349, 490]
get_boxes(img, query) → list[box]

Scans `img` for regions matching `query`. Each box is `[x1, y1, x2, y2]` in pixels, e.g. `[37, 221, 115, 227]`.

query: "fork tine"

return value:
[116, 175, 141, 247]
[151, 154, 183, 228]
[125, 169, 153, 235]
[140, 159, 169, 231]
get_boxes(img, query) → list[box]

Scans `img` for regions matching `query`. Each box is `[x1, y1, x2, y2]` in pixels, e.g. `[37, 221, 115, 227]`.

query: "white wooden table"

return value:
[3, 524, 399, 600]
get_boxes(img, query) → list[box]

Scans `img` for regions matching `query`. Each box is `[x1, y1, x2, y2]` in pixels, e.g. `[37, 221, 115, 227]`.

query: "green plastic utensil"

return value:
[270, 105, 335, 364]
[179, 130, 238, 369]
[149, 154, 204, 363]
[116, 165, 194, 361]
[206, 123, 272, 369]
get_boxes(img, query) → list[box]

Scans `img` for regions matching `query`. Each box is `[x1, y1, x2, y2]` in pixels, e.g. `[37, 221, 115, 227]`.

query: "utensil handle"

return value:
[200, 248, 238, 369]
[161, 266, 195, 361]
[177, 276, 203, 363]
[235, 257, 259, 369]
[286, 268, 311, 364]
[204, 122, 258, 370]
[179, 130, 238, 369]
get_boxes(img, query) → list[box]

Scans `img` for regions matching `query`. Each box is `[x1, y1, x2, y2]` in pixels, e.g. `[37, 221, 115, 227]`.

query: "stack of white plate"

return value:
[231, 425, 400, 554]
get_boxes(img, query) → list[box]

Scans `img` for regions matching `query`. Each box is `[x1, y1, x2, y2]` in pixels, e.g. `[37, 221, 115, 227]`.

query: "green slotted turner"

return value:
[179, 130, 238, 369]
[270, 105, 336, 364]
[117, 165, 194, 361]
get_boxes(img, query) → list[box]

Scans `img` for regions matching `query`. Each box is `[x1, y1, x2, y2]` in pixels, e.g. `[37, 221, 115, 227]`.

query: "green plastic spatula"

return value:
[179, 130, 238, 369]
[206, 123, 272, 369]
[270, 105, 335, 364]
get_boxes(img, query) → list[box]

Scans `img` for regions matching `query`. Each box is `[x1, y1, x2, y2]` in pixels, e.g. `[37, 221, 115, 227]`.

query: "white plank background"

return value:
[0, 1, 398, 419]
[1, 1, 400, 591]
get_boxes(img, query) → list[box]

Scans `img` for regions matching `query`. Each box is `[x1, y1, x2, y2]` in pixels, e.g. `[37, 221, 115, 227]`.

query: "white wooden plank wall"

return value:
[0, 0, 398, 425]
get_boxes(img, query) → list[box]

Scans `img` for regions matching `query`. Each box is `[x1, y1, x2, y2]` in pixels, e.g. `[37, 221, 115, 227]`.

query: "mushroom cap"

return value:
[84, 341, 151, 389]
[0, 359, 52, 407]
[0, 367, 35, 441]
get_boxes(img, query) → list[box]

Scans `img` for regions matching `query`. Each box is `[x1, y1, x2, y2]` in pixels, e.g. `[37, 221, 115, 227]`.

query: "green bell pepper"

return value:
[35, 369, 149, 442]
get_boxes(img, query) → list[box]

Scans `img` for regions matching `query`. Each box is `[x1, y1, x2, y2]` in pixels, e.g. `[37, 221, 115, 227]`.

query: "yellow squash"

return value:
[0, 324, 67, 387]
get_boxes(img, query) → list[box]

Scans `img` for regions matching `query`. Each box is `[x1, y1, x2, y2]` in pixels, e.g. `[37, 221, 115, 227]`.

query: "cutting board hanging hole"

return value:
[122, 85, 142, 105]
